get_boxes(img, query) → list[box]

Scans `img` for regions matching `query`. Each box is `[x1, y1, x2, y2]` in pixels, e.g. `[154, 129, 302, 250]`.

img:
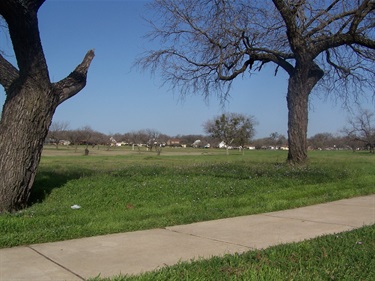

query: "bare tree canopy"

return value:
[343, 108, 375, 152]
[0, 0, 94, 212]
[138, 0, 375, 164]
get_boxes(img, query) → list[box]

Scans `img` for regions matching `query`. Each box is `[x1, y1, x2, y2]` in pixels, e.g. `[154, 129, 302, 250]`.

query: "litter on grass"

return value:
[71, 205, 81, 210]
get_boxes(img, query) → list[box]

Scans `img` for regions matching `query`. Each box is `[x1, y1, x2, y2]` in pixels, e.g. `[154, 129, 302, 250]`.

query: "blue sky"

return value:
[0, 0, 370, 138]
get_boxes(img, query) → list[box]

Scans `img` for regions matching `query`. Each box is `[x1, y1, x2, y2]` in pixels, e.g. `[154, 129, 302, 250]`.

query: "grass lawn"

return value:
[1, 146, 374, 248]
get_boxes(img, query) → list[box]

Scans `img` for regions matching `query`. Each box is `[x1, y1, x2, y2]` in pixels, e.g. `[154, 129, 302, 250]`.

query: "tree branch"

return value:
[218, 50, 295, 81]
[53, 49, 95, 105]
[349, 0, 374, 34]
[0, 0, 49, 82]
[217, 59, 252, 81]
[353, 34, 375, 49]
[272, 0, 302, 54]
[304, 3, 355, 39]
[308, 1, 375, 57]
[325, 49, 350, 78]
[0, 54, 19, 92]
[303, 0, 341, 32]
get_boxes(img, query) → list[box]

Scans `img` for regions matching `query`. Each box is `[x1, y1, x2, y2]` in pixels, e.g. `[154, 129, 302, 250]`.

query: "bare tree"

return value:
[81, 126, 96, 145]
[65, 129, 82, 152]
[343, 108, 375, 153]
[138, 0, 375, 165]
[308, 132, 336, 150]
[47, 121, 70, 149]
[269, 132, 287, 149]
[146, 128, 161, 151]
[0, 0, 94, 212]
[126, 130, 150, 152]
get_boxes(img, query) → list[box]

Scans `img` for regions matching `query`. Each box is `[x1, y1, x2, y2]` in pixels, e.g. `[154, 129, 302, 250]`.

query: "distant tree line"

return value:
[46, 123, 213, 149]
[47, 126, 373, 153]
[48, 108, 374, 152]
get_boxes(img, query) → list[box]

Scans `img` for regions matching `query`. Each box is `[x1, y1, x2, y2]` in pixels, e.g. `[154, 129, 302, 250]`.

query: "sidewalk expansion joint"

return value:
[28, 246, 86, 281]
[164, 227, 255, 251]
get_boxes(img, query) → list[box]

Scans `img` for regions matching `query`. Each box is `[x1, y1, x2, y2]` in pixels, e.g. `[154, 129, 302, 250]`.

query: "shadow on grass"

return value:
[28, 168, 94, 206]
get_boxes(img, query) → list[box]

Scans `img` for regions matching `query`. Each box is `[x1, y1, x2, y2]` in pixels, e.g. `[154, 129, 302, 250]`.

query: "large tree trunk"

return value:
[0, 0, 94, 213]
[286, 64, 324, 165]
[0, 81, 58, 212]
[0, 48, 94, 213]
[286, 76, 309, 164]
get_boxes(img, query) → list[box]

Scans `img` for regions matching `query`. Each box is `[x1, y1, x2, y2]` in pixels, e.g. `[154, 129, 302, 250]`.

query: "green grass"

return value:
[0, 147, 374, 248]
[92, 225, 375, 281]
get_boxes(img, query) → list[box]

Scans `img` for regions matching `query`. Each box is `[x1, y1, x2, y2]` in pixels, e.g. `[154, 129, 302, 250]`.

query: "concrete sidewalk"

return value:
[1, 195, 374, 281]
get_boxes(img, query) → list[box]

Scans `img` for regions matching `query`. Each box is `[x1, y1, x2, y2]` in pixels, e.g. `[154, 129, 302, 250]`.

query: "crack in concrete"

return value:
[28, 246, 86, 281]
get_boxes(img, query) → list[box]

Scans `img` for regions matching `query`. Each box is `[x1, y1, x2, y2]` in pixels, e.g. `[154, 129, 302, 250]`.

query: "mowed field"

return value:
[1, 145, 374, 248]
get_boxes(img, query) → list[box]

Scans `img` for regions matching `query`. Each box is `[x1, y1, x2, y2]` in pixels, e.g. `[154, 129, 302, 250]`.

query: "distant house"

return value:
[192, 140, 201, 148]
[116, 142, 127, 147]
[218, 141, 226, 148]
[167, 139, 181, 146]
[59, 140, 71, 146]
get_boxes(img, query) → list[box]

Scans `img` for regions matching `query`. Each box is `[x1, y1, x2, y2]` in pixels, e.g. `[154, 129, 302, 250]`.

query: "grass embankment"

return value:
[0, 147, 374, 248]
[92, 225, 375, 281]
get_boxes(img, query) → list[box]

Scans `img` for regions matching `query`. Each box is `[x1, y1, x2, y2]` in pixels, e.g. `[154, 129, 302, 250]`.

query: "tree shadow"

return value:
[28, 168, 93, 206]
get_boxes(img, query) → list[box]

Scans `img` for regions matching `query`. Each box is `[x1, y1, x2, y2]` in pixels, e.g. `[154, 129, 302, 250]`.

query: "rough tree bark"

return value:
[0, 0, 94, 213]
[287, 63, 324, 164]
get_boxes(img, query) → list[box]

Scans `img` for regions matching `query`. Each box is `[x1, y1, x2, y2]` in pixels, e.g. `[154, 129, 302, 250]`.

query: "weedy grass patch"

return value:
[0, 148, 374, 248]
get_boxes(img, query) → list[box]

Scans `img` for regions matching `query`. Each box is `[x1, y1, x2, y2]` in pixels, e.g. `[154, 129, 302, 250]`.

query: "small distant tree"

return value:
[66, 126, 97, 153]
[146, 129, 161, 151]
[126, 130, 150, 152]
[308, 132, 335, 150]
[65, 130, 82, 152]
[47, 121, 69, 149]
[203, 113, 257, 154]
[269, 132, 287, 149]
[340, 134, 362, 151]
[343, 109, 375, 153]
[80, 126, 95, 149]
[91, 130, 108, 149]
